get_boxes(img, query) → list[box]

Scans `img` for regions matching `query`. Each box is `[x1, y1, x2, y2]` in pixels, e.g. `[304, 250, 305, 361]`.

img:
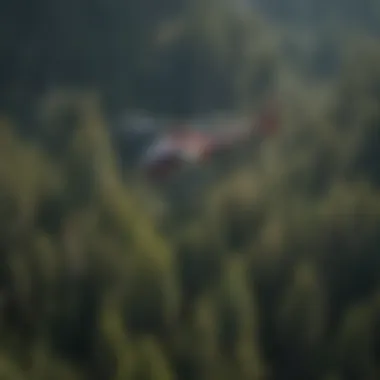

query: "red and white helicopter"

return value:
[140, 99, 281, 182]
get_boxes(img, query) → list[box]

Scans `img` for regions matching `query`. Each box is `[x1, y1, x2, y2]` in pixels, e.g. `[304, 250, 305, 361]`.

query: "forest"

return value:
[1, 0, 380, 379]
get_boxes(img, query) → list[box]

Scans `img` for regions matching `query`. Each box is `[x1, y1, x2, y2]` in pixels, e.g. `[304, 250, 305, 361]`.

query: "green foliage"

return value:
[1, 1, 380, 379]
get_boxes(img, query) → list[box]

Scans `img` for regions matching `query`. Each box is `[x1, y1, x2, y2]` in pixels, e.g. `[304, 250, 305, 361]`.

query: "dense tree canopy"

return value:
[1, 0, 380, 379]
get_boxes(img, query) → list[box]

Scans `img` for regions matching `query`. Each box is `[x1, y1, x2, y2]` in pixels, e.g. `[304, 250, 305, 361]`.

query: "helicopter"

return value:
[138, 99, 281, 182]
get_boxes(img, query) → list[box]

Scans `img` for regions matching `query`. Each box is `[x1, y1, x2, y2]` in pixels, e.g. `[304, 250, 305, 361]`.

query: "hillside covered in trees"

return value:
[1, 0, 380, 379]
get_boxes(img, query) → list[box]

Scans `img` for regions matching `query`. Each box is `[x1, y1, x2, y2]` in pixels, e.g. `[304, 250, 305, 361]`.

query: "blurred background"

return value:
[1, 0, 380, 379]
